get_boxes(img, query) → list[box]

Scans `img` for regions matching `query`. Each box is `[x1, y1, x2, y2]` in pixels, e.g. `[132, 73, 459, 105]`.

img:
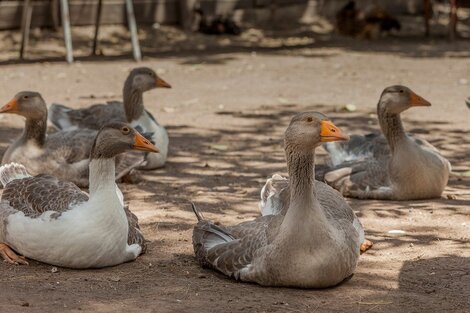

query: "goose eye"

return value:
[306, 117, 313, 122]
[399, 90, 404, 93]
[122, 127, 130, 134]
[23, 95, 29, 100]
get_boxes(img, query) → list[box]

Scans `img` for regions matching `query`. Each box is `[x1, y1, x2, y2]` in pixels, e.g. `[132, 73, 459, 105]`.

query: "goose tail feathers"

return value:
[49, 103, 73, 130]
[0, 163, 31, 187]
[191, 202, 205, 221]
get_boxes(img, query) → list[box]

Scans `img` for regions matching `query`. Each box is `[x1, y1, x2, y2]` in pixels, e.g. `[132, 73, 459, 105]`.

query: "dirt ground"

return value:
[0, 22, 469, 313]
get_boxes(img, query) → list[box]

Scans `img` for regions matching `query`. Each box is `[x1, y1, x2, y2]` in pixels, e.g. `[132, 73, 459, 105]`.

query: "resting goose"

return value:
[0, 123, 157, 268]
[192, 112, 364, 288]
[319, 86, 451, 200]
[49, 67, 171, 170]
[0, 91, 145, 187]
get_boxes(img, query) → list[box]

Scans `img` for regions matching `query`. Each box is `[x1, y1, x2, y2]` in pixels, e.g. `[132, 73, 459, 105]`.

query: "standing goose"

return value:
[1, 91, 145, 187]
[0, 123, 158, 268]
[192, 112, 364, 288]
[319, 86, 451, 200]
[49, 67, 171, 169]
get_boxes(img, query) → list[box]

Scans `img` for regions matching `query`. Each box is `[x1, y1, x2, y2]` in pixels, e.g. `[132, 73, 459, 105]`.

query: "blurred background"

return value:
[0, 0, 469, 62]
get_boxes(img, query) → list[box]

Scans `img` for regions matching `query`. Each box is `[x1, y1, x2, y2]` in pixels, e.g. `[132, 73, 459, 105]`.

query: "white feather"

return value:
[131, 111, 168, 169]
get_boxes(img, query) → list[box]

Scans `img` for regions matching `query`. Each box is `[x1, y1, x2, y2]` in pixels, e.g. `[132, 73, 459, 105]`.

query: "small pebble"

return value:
[51, 267, 59, 273]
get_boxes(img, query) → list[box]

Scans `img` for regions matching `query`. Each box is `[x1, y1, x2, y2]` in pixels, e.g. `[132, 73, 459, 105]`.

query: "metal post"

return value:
[59, 0, 74, 63]
[125, 0, 142, 61]
[92, 0, 103, 55]
[19, 0, 33, 59]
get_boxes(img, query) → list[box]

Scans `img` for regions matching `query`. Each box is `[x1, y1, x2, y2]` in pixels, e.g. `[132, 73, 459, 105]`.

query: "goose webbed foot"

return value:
[360, 239, 373, 254]
[0, 243, 29, 265]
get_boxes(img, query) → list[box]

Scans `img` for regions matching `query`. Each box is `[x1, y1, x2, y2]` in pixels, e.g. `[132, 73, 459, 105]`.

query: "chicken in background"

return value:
[336, 1, 401, 39]
[193, 8, 241, 36]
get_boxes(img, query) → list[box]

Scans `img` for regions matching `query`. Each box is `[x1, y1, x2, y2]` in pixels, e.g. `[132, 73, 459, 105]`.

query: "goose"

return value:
[0, 123, 158, 268]
[0, 91, 145, 187]
[192, 112, 364, 288]
[318, 85, 451, 200]
[258, 174, 372, 253]
[49, 67, 171, 169]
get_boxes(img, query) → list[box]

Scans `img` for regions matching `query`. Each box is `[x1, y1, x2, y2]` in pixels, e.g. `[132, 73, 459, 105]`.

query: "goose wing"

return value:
[1, 173, 88, 217]
[124, 205, 147, 252]
[49, 102, 125, 131]
[192, 204, 281, 279]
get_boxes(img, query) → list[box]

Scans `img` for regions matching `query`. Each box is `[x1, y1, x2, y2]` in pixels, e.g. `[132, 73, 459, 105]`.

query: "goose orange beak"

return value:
[0, 98, 18, 113]
[320, 120, 350, 142]
[156, 77, 171, 88]
[410, 92, 431, 107]
[133, 133, 159, 153]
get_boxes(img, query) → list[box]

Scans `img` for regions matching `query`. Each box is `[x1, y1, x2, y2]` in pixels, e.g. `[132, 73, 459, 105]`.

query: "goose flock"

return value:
[0, 67, 452, 289]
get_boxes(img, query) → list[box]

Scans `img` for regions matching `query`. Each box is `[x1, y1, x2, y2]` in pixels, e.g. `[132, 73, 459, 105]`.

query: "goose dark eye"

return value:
[122, 127, 130, 134]
[306, 117, 313, 122]
[23, 95, 29, 100]
[399, 90, 404, 93]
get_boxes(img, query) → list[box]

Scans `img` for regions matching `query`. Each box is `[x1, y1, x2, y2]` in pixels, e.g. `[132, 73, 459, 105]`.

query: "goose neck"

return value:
[378, 109, 407, 150]
[89, 158, 117, 196]
[286, 146, 316, 207]
[123, 83, 144, 122]
[22, 115, 47, 146]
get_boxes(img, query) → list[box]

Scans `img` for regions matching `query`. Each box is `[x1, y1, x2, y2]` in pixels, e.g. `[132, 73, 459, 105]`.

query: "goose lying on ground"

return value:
[319, 85, 451, 200]
[0, 123, 158, 268]
[192, 112, 364, 288]
[0, 91, 146, 187]
[49, 67, 171, 169]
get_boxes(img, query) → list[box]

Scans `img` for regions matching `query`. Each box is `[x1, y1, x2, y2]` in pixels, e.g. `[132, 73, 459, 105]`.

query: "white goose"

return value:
[0, 123, 158, 268]
[49, 67, 171, 169]
[192, 112, 364, 288]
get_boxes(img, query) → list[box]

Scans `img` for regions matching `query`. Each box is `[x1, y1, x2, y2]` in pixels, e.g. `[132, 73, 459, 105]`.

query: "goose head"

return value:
[378, 85, 431, 115]
[0, 91, 47, 119]
[285, 112, 349, 152]
[91, 122, 159, 159]
[125, 67, 171, 92]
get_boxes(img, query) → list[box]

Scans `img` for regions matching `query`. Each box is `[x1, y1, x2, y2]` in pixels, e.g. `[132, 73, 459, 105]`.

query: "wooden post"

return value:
[19, 0, 33, 59]
[125, 0, 142, 61]
[60, 0, 74, 63]
[180, 0, 198, 31]
[51, 0, 59, 30]
[423, 0, 431, 37]
[449, 0, 458, 40]
[92, 0, 103, 55]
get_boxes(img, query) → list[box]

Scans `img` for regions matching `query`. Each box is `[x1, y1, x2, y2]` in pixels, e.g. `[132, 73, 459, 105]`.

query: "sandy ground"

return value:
[0, 23, 470, 313]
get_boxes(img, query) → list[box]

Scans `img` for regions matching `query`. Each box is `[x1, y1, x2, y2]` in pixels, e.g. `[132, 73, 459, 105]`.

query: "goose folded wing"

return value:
[1, 175, 89, 218]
